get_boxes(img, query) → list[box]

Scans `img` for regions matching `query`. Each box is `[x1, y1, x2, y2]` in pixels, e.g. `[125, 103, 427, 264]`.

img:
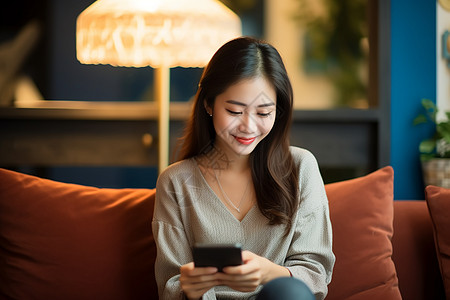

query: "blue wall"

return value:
[391, 1, 436, 199]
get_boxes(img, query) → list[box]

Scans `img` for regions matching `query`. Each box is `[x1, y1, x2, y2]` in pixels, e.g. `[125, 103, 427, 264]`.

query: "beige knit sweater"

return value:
[152, 147, 335, 300]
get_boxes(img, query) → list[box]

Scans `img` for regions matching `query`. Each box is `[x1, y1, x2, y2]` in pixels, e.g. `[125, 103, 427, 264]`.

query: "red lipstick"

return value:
[235, 137, 256, 145]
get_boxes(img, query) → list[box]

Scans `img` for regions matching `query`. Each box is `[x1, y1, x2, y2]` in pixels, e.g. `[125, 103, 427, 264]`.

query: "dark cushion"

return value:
[391, 200, 445, 300]
[425, 185, 450, 300]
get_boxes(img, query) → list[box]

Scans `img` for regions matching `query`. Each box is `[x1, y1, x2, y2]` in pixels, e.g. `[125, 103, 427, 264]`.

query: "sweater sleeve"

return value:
[285, 148, 335, 300]
[152, 166, 217, 300]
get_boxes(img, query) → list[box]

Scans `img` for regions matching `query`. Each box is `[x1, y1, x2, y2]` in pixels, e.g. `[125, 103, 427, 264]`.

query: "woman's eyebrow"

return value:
[226, 100, 275, 107]
[226, 100, 247, 106]
[257, 102, 275, 108]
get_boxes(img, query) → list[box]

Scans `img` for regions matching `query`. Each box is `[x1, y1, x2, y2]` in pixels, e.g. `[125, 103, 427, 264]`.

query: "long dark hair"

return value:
[177, 36, 299, 228]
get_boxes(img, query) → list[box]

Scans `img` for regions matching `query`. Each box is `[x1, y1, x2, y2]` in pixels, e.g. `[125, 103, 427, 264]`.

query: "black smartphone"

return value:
[193, 243, 243, 272]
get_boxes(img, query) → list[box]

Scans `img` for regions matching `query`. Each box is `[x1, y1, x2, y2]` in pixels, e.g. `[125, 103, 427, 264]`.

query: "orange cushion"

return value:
[325, 166, 401, 300]
[425, 185, 450, 299]
[0, 168, 158, 300]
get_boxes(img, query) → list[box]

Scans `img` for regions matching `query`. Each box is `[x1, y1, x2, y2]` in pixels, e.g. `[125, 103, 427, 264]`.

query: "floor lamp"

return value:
[76, 0, 241, 173]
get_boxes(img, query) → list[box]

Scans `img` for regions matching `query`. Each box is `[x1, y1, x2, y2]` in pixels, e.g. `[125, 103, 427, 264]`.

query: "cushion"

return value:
[325, 166, 401, 300]
[0, 168, 158, 300]
[392, 200, 445, 300]
[425, 185, 450, 299]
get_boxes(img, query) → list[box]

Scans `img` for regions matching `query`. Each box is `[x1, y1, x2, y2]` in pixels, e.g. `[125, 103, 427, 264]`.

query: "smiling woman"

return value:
[208, 77, 276, 158]
[152, 37, 335, 300]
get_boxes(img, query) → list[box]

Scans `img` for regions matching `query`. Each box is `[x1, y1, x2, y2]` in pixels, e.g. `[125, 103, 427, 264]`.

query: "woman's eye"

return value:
[258, 111, 272, 117]
[226, 109, 242, 115]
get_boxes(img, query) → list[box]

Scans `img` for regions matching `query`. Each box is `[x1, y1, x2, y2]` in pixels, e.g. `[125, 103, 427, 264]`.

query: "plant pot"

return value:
[422, 158, 450, 188]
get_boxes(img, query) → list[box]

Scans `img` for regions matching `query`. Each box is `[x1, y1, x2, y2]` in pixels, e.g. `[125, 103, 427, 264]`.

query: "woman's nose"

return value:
[238, 111, 257, 133]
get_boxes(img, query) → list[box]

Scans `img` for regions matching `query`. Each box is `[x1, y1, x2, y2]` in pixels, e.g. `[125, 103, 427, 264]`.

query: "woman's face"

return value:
[208, 76, 277, 158]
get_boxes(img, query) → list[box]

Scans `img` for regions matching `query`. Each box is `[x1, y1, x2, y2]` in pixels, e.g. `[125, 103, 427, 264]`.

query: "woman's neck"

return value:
[201, 144, 250, 174]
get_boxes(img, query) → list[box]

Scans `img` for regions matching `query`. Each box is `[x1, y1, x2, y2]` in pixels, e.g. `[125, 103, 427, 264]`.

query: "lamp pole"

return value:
[154, 67, 170, 174]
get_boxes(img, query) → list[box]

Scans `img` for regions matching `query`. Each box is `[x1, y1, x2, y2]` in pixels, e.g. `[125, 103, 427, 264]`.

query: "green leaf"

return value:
[422, 98, 435, 110]
[437, 123, 450, 141]
[413, 114, 428, 125]
[442, 135, 450, 145]
[439, 121, 450, 131]
[419, 139, 436, 153]
[421, 98, 437, 123]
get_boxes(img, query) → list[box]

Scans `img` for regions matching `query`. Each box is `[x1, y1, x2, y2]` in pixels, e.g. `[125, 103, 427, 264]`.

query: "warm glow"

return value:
[76, 0, 241, 68]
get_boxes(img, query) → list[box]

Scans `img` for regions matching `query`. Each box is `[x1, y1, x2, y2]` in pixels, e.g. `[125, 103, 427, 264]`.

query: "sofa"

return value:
[0, 166, 447, 300]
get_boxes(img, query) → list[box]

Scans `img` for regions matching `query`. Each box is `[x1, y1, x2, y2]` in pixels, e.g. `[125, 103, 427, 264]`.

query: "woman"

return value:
[152, 36, 335, 300]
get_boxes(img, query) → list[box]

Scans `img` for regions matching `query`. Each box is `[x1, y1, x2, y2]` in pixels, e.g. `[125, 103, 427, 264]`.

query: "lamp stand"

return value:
[154, 67, 170, 174]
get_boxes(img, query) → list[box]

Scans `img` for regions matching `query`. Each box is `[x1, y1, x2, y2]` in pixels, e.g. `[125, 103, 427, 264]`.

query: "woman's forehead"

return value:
[217, 77, 276, 105]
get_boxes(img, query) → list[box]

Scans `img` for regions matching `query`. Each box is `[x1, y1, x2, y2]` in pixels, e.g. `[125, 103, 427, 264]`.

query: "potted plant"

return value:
[414, 98, 450, 188]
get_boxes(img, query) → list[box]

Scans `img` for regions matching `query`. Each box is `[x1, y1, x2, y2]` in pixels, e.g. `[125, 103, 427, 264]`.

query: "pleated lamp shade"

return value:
[76, 0, 241, 68]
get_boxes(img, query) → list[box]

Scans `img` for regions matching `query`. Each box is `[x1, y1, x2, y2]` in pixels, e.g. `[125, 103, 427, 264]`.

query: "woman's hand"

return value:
[179, 262, 219, 300]
[217, 250, 291, 293]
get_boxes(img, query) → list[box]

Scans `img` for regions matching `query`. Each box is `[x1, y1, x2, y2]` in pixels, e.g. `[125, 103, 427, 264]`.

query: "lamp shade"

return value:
[76, 0, 241, 68]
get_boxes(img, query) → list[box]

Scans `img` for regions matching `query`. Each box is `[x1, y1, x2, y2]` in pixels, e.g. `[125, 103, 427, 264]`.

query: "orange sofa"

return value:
[0, 167, 446, 299]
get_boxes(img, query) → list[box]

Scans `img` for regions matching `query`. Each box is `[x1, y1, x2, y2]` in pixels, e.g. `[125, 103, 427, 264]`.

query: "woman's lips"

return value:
[234, 136, 256, 145]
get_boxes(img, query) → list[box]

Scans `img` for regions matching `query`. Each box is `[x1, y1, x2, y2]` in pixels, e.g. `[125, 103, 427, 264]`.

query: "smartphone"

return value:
[193, 243, 243, 272]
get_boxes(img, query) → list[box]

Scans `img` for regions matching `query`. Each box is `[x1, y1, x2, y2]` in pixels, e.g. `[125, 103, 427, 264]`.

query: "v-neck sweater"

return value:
[152, 147, 335, 300]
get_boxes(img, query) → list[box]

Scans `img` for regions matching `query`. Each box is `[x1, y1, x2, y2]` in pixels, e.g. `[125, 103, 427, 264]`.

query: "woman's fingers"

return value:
[217, 250, 276, 292]
[222, 251, 261, 276]
[182, 278, 219, 289]
[180, 263, 219, 299]
[181, 262, 217, 275]
[217, 265, 262, 292]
